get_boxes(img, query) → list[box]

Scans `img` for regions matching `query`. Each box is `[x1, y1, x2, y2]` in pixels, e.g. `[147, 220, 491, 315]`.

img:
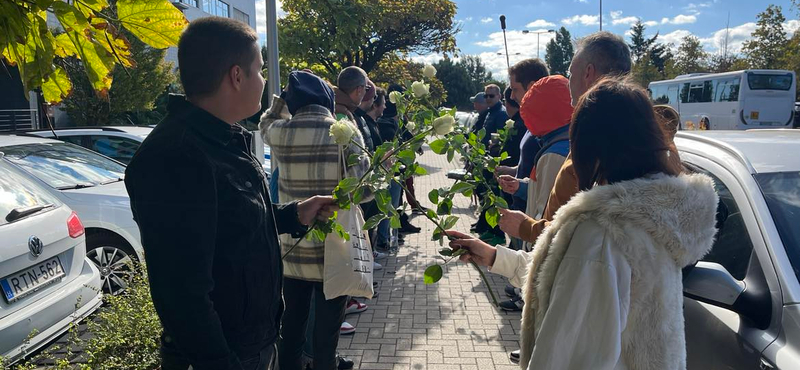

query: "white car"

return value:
[0, 136, 142, 295]
[0, 155, 102, 364]
[28, 126, 273, 177]
[675, 129, 800, 369]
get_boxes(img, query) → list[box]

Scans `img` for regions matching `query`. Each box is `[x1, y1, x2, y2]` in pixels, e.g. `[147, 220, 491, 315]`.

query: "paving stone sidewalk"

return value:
[339, 147, 522, 370]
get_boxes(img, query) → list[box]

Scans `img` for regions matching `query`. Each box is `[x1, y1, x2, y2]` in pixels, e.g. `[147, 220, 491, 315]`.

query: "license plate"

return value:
[1, 257, 65, 303]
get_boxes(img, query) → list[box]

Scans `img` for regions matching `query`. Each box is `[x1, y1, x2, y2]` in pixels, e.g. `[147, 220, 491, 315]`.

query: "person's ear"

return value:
[585, 63, 596, 84]
[229, 65, 244, 91]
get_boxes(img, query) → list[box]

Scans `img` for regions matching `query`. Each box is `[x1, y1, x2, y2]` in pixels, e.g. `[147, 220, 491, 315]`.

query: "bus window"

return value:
[716, 78, 740, 102]
[681, 83, 690, 103]
[652, 85, 669, 104]
[688, 82, 704, 103]
[702, 81, 714, 102]
[747, 72, 793, 90]
[668, 85, 679, 105]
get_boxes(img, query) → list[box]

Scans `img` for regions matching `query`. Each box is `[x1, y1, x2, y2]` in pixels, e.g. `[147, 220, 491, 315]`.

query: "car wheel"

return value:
[86, 233, 138, 295]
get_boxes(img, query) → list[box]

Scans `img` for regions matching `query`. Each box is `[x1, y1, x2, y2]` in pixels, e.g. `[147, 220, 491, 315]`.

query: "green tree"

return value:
[278, 0, 459, 76]
[674, 35, 709, 75]
[648, 42, 673, 78]
[433, 56, 473, 109]
[60, 29, 175, 126]
[0, 0, 187, 104]
[631, 53, 662, 87]
[545, 27, 574, 76]
[369, 54, 446, 106]
[458, 55, 493, 96]
[742, 4, 788, 69]
[629, 21, 658, 64]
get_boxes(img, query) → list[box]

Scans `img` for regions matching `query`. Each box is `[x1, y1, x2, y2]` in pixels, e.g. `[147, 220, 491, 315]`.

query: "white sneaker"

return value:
[340, 321, 356, 335]
[372, 261, 383, 271]
[373, 250, 388, 260]
[345, 298, 368, 315]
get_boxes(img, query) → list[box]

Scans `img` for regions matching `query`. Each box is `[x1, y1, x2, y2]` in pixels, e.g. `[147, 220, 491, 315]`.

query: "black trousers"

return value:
[161, 343, 277, 370]
[279, 278, 347, 370]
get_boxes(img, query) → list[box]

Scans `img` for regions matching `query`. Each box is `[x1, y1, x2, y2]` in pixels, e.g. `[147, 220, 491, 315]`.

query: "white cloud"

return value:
[610, 11, 623, 19]
[577, 0, 589, 3]
[561, 14, 600, 26]
[464, 17, 473, 22]
[526, 19, 556, 28]
[661, 14, 697, 25]
[474, 30, 558, 80]
[685, 2, 712, 10]
[481, 17, 493, 24]
[255, 0, 285, 38]
[697, 20, 800, 55]
[411, 54, 447, 65]
[644, 20, 659, 27]
[660, 30, 693, 48]
[613, 16, 639, 26]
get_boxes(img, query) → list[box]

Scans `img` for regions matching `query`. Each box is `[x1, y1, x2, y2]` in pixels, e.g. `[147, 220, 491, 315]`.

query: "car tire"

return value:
[86, 232, 138, 295]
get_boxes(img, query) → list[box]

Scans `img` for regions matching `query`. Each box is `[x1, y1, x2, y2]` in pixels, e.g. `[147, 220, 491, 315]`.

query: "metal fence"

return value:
[0, 109, 39, 133]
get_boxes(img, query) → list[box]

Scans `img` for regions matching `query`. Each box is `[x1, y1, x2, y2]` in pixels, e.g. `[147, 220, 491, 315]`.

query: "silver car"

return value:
[675, 130, 800, 369]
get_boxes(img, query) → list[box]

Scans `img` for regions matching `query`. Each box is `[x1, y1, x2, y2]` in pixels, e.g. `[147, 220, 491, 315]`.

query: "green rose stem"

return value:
[281, 220, 322, 260]
[365, 144, 500, 307]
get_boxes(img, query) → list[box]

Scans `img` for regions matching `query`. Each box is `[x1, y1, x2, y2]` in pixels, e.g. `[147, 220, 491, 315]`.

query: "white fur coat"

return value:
[519, 173, 719, 369]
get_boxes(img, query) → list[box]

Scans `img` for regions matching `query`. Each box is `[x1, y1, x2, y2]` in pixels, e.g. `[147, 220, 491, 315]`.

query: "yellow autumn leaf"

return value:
[67, 31, 116, 98]
[51, 1, 90, 33]
[42, 66, 73, 103]
[117, 0, 188, 49]
[90, 20, 135, 68]
[73, 0, 109, 19]
[54, 33, 78, 58]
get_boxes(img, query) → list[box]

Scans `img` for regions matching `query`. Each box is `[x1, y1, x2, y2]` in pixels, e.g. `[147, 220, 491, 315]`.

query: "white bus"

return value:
[648, 70, 796, 130]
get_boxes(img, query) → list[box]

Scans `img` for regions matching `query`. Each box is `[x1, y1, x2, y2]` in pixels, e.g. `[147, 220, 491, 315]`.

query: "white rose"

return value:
[389, 91, 402, 104]
[432, 115, 455, 136]
[406, 121, 417, 133]
[422, 64, 437, 79]
[330, 120, 355, 145]
[505, 119, 515, 130]
[411, 80, 430, 98]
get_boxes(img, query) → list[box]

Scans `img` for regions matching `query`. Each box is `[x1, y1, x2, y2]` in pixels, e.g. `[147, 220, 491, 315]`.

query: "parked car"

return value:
[675, 129, 800, 369]
[0, 155, 102, 364]
[28, 126, 273, 178]
[0, 136, 142, 295]
[455, 111, 479, 131]
[28, 126, 154, 165]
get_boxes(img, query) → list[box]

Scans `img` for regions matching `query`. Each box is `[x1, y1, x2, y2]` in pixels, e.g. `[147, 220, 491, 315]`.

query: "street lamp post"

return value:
[522, 29, 555, 60]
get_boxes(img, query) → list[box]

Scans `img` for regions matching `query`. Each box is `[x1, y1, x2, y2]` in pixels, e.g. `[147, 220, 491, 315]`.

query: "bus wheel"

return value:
[699, 117, 710, 130]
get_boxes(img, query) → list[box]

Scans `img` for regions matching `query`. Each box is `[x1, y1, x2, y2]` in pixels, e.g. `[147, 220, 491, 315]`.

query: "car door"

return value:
[681, 155, 782, 370]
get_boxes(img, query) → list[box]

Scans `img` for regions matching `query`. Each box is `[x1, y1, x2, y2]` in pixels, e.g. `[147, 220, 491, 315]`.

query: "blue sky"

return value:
[256, 0, 799, 79]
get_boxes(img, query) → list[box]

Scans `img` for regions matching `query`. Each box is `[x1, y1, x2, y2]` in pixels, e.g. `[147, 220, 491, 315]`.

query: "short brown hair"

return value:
[570, 77, 681, 190]
[575, 32, 632, 76]
[370, 88, 386, 112]
[508, 58, 549, 89]
[178, 17, 259, 98]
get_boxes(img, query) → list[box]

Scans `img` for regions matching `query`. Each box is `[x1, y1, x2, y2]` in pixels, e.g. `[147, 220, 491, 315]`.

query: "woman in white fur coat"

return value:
[448, 77, 719, 370]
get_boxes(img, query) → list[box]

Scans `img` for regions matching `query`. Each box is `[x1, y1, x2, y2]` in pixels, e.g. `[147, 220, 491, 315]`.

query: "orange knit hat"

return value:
[520, 75, 574, 137]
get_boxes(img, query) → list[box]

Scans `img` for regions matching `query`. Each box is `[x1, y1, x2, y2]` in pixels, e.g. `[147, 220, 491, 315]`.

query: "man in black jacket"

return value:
[125, 18, 335, 370]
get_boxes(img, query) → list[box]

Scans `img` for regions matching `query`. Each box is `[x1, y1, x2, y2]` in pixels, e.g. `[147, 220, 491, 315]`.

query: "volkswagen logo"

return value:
[28, 236, 44, 258]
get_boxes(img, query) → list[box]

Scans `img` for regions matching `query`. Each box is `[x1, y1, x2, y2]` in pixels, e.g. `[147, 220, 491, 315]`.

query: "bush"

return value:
[4, 270, 162, 370]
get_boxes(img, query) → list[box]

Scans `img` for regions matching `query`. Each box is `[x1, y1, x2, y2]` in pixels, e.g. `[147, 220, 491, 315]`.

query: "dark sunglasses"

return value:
[485, 94, 496, 98]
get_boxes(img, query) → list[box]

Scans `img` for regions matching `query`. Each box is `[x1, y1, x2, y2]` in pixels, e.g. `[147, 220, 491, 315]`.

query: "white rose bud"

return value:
[389, 91, 402, 104]
[505, 119, 515, 130]
[432, 115, 455, 136]
[330, 119, 355, 145]
[411, 80, 430, 98]
[406, 121, 416, 133]
[422, 64, 437, 79]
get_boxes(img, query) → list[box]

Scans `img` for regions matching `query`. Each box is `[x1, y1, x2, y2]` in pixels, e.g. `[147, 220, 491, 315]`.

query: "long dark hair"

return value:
[570, 77, 682, 191]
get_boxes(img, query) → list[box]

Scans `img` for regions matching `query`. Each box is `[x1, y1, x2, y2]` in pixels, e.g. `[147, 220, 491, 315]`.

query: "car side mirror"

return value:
[683, 261, 745, 306]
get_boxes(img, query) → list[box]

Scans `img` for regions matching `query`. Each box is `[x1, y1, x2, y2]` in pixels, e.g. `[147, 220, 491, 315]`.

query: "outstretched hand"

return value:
[445, 230, 497, 267]
[498, 175, 520, 195]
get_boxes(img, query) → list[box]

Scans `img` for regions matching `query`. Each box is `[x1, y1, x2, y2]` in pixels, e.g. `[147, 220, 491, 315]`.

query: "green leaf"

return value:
[390, 215, 401, 229]
[485, 207, 499, 228]
[375, 189, 392, 213]
[450, 182, 475, 195]
[429, 138, 448, 154]
[347, 153, 361, 167]
[495, 197, 509, 209]
[351, 186, 366, 205]
[442, 215, 458, 230]
[51, 1, 90, 32]
[414, 165, 428, 176]
[439, 248, 453, 256]
[335, 177, 360, 194]
[500, 151, 509, 161]
[463, 189, 473, 198]
[333, 222, 350, 241]
[423, 264, 443, 284]
[73, 0, 109, 18]
[397, 149, 416, 166]
[428, 189, 439, 204]
[452, 248, 468, 257]
[426, 209, 438, 220]
[363, 214, 387, 230]
[41, 66, 72, 104]
[117, 0, 188, 49]
[447, 147, 455, 162]
[437, 199, 452, 216]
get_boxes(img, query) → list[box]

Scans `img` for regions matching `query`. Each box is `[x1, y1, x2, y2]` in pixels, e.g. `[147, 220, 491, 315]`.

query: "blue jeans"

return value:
[377, 180, 402, 244]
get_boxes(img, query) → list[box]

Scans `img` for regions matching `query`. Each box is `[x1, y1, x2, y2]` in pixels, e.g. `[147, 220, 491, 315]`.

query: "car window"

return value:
[699, 171, 754, 280]
[88, 135, 140, 164]
[0, 142, 125, 190]
[755, 172, 800, 283]
[0, 160, 61, 226]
